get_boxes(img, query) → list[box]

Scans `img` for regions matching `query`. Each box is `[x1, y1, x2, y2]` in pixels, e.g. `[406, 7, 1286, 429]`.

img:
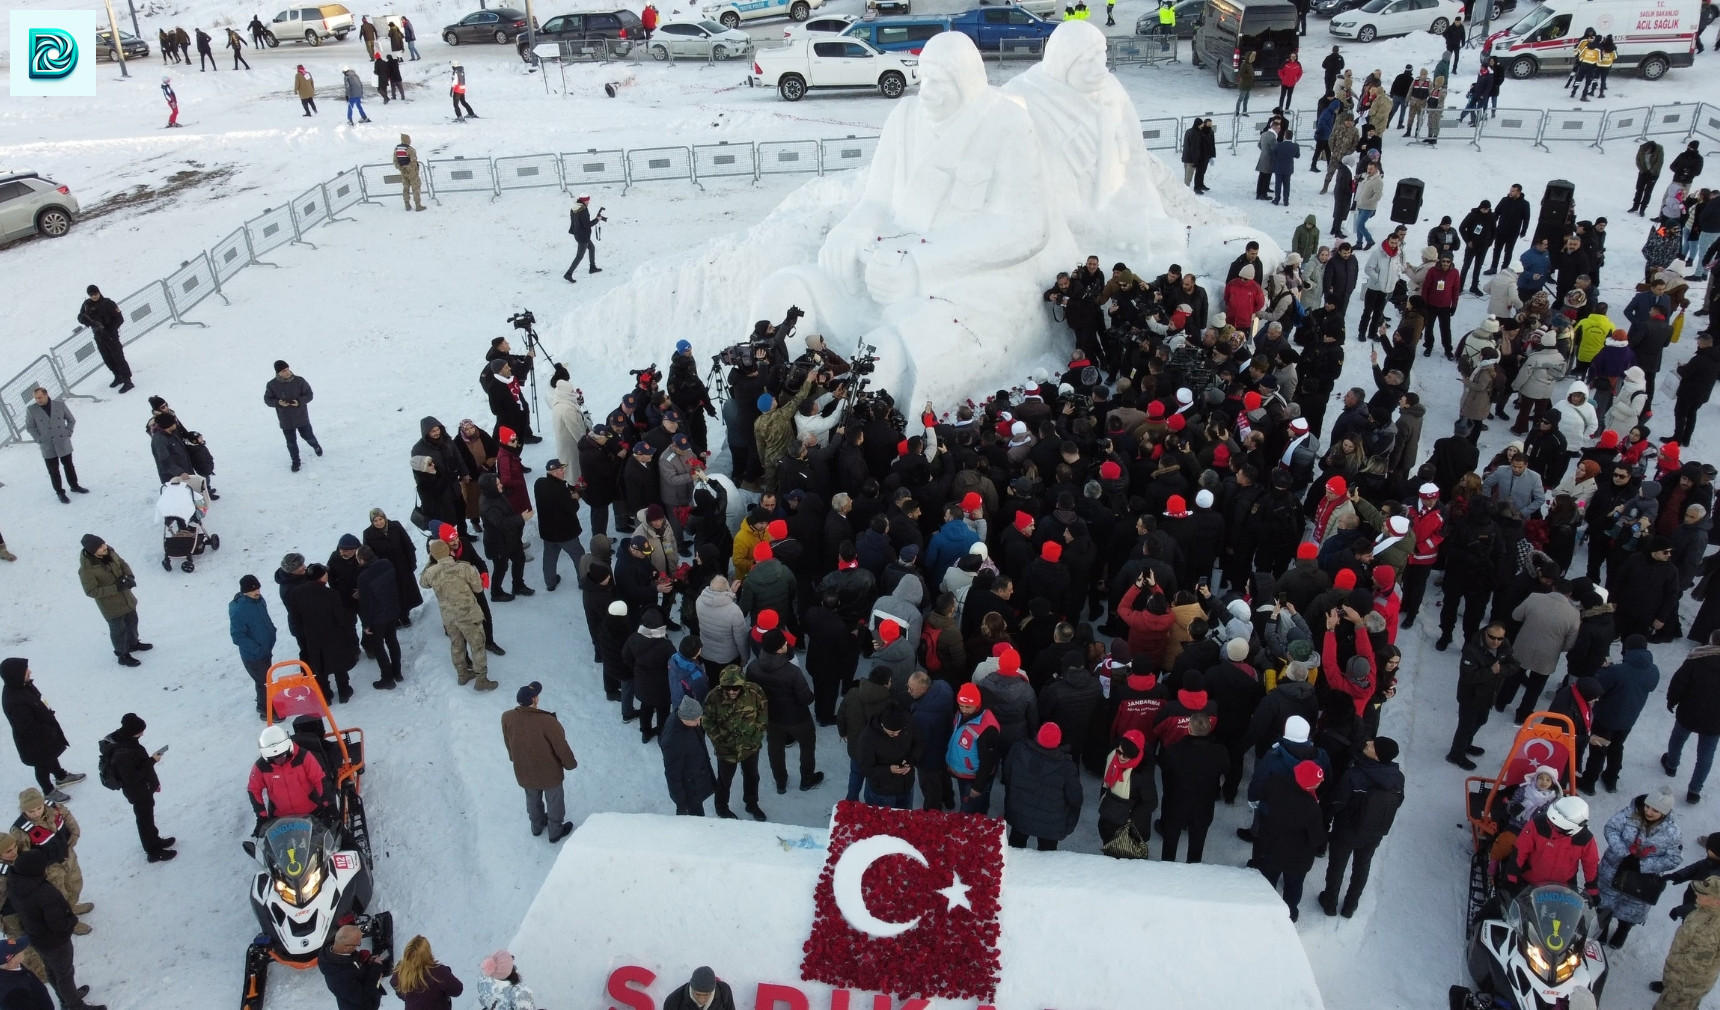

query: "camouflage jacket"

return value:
[702, 666, 768, 763]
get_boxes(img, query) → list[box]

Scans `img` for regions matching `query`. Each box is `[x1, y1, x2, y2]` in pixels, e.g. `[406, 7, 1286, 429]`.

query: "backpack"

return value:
[97, 734, 122, 790]
[394, 144, 412, 169]
[1343, 784, 1405, 838]
[918, 624, 944, 674]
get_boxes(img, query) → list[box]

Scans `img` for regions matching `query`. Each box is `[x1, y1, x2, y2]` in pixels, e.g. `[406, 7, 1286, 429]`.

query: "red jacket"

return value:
[497, 445, 531, 514]
[1508, 811, 1601, 898]
[642, 4, 658, 29]
[1117, 585, 1176, 665]
[1223, 277, 1267, 328]
[1278, 61, 1304, 87]
[1421, 265, 1463, 310]
[1322, 621, 1375, 717]
[1111, 674, 1167, 740]
[247, 746, 327, 818]
[1408, 503, 1445, 565]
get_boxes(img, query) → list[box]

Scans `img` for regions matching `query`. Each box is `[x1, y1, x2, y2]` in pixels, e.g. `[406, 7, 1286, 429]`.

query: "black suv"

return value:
[526, 8, 644, 55]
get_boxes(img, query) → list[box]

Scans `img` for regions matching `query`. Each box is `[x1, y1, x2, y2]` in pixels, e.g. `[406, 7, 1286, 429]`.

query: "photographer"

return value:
[563, 195, 604, 281]
[725, 350, 769, 486]
[1045, 272, 1105, 370]
[481, 343, 536, 444]
[667, 340, 717, 454]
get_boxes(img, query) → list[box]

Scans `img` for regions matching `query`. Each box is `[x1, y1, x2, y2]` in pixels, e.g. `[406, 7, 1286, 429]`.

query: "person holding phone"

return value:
[105, 714, 176, 863]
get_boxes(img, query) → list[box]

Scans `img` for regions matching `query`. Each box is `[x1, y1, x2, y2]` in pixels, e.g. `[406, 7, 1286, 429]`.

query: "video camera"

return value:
[851, 342, 879, 378]
[508, 309, 536, 333]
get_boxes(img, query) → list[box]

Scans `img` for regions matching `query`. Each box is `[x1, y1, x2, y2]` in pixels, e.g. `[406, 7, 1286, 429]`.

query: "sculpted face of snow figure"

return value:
[1003, 20, 1176, 260]
[772, 31, 1076, 407]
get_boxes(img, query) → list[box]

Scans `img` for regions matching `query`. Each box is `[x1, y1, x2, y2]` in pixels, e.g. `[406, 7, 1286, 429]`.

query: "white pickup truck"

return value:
[749, 36, 919, 101]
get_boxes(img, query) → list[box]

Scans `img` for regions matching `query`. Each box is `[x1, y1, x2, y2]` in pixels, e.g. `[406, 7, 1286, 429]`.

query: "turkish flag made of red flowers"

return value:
[800, 801, 1005, 1002]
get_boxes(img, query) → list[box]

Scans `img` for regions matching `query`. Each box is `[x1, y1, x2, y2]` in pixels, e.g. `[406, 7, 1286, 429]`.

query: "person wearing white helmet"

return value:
[1505, 794, 1601, 901]
[450, 59, 477, 121]
[246, 724, 328, 830]
[160, 76, 180, 129]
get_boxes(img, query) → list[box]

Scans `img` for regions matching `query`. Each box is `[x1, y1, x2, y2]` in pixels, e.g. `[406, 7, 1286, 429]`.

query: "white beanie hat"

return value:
[1284, 715, 1311, 744]
[1195, 489, 1215, 509]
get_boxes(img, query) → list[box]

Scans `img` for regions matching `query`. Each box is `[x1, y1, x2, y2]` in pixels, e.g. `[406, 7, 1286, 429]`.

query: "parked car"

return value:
[95, 28, 150, 61]
[648, 18, 753, 58]
[1134, 0, 1205, 38]
[981, 0, 1060, 17]
[705, 0, 825, 29]
[867, 0, 913, 14]
[1329, 0, 1462, 40]
[1487, 0, 1693, 80]
[840, 14, 951, 50]
[1312, 0, 1368, 16]
[1192, 0, 1298, 86]
[524, 8, 641, 55]
[444, 7, 532, 44]
[947, 5, 1057, 50]
[0, 173, 78, 243]
[264, 3, 355, 45]
[784, 13, 858, 37]
[750, 36, 918, 100]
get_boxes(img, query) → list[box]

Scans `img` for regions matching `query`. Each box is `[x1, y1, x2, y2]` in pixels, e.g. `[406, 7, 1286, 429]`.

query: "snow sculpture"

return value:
[758, 30, 1077, 409]
[1003, 19, 1183, 265]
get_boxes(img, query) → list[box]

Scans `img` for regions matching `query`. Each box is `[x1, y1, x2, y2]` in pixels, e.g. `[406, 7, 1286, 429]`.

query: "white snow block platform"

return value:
[509, 813, 1325, 1010]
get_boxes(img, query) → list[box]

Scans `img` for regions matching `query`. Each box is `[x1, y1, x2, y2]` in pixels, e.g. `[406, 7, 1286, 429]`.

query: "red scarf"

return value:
[1314, 493, 1344, 541]
[1570, 688, 1594, 733]
[1104, 730, 1147, 790]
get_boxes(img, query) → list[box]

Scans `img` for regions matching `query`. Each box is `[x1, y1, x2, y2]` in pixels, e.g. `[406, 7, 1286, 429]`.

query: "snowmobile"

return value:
[1462, 712, 1578, 932]
[1449, 883, 1609, 1010]
[240, 661, 392, 1010]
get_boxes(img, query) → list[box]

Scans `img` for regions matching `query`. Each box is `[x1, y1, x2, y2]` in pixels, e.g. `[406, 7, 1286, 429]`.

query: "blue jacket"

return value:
[1315, 100, 1338, 142]
[1622, 289, 1671, 326]
[229, 592, 278, 662]
[1517, 246, 1552, 295]
[668, 652, 709, 709]
[922, 519, 979, 585]
[1593, 647, 1661, 732]
[1271, 139, 1302, 177]
[1247, 735, 1331, 810]
[909, 678, 955, 764]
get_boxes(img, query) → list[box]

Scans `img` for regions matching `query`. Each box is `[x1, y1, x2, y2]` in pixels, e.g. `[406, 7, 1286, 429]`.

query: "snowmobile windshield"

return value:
[262, 817, 328, 907]
[1511, 885, 1590, 985]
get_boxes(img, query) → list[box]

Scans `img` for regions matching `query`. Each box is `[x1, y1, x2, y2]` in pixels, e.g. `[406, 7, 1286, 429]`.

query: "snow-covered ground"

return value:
[2, 1, 1718, 1007]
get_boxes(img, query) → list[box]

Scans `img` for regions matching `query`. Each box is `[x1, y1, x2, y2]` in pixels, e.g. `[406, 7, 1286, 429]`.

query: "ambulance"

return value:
[1485, 0, 1697, 80]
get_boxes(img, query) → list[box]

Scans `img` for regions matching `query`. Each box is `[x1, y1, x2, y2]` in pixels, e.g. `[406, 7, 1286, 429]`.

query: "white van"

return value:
[1485, 0, 1696, 80]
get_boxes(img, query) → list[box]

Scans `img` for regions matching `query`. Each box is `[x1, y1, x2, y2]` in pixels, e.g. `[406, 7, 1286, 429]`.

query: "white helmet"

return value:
[1547, 796, 1589, 834]
[259, 724, 293, 760]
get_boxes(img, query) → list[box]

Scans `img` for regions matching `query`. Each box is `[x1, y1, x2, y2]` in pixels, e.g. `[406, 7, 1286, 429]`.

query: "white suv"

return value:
[705, 0, 824, 29]
[0, 172, 79, 243]
[265, 3, 356, 46]
[751, 36, 917, 101]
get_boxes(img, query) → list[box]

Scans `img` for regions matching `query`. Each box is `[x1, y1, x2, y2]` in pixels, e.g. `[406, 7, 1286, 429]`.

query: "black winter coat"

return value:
[1328, 753, 1404, 844]
[856, 719, 921, 796]
[534, 476, 584, 543]
[1002, 739, 1083, 840]
[1038, 665, 1104, 762]
[150, 428, 195, 483]
[362, 519, 423, 613]
[1616, 553, 1679, 628]
[659, 717, 715, 810]
[622, 632, 676, 708]
[1593, 646, 1660, 732]
[107, 732, 159, 803]
[1669, 646, 1720, 735]
[614, 551, 661, 617]
[8, 852, 74, 948]
[0, 968, 53, 1010]
[1567, 607, 1616, 682]
[410, 417, 469, 524]
[355, 559, 402, 631]
[577, 434, 624, 507]
[621, 458, 661, 515]
[747, 652, 814, 726]
[479, 483, 526, 562]
[1159, 734, 1227, 826]
[1457, 635, 1518, 707]
[0, 672, 68, 767]
[319, 939, 386, 1010]
[1253, 774, 1327, 874]
[289, 580, 360, 674]
[1493, 195, 1532, 240]
[1248, 681, 1319, 749]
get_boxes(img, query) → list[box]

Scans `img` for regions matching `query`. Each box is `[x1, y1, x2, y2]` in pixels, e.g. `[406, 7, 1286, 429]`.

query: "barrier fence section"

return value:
[9, 100, 1718, 447]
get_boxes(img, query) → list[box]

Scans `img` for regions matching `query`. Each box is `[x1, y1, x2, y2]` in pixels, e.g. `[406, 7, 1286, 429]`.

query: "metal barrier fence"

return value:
[6, 100, 1718, 447]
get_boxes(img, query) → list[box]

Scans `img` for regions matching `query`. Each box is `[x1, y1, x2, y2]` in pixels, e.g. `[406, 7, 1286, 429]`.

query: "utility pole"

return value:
[127, 0, 140, 38]
[103, 0, 130, 78]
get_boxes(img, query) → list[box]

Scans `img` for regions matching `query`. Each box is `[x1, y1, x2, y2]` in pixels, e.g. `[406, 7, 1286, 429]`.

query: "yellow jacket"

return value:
[1574, 312, 1615, 363]
[1577, 40, 1601, 65]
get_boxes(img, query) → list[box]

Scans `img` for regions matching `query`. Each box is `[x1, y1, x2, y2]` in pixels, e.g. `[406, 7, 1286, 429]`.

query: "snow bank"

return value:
[508, 812, 1324, 1010]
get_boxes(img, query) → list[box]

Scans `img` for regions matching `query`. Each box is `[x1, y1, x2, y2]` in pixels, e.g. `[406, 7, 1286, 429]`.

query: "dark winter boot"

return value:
[511, 584, 535, 597]
[715, 804, 737, 819]
[1318, 891, 1338, 916]
[747, 804, 767, 821]
[491, 589, 516, 603]
[1340, 892, 1360, 917]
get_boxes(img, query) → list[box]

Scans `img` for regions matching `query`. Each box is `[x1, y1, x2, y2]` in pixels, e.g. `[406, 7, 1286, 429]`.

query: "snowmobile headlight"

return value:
[1524, 942, 1553, 982]
[274, 864, 325, 906]
[1553, 950, 1581, 984]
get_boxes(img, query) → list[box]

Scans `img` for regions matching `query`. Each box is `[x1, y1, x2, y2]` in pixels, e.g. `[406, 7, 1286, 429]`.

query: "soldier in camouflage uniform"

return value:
[14, 789, 90, 933]
[1657, 876, 1720, 1010]
[753, 370, 817, 495]
[703, 665, 768, 821]
[0, 833, 49, 982]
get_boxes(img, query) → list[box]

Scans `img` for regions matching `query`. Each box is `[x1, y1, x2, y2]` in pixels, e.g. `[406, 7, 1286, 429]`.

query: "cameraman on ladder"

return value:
[563, 195, 606, 283]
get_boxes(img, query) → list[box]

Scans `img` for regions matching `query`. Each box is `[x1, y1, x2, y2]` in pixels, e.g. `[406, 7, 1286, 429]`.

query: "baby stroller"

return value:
[156, 478, 219, 572]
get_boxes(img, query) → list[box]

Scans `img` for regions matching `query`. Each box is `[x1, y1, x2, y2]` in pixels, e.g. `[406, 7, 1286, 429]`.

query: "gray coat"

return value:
[1510, 591, 1581, 676]
[23, 398, 74, 459]
[1513, 347, 1569, 400]
[1255, 127, 1277, 174]
[342, 69, 364, 100]
[264, 374, 313, 429]
[1597, 801, 1682, 925]
[694, 586, 749, 665]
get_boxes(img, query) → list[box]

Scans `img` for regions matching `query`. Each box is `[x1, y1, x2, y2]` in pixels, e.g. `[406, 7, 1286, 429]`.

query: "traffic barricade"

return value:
[693, 142, 758, 182]
[1537, 108, 1605, 149]
[246, 204, 299, 257]
[0, 357, 64, 443]
[164, 252, 222, 326]
[1643, 102, 1697, 139]
[1599, 106, 1652, 146]
[757, 140, 820, 177]
[1478, 108, 1543, 146]
[562, 149, 628, 191]
[428, 157, 499, 199]
[115, 280, 174, 345]
[1690, 102, 1720, 146]
[288, 183, 333, 237]
[50, 328, 105, 390]
[324, 168, 363, 217]
[209, 227, 254, 286]
[625, 146, 693, 193]
[358, 162, 405, 203]
[819, 136, 877, 172]
[1139, 116, 1179, 152]
[496, 153, 565, 192]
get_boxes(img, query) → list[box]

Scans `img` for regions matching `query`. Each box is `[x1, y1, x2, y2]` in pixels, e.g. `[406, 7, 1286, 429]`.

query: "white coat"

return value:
[548, 382, 589, 483]
[1605, 367, 1648, 433]
[1558, 383, 1600, 445]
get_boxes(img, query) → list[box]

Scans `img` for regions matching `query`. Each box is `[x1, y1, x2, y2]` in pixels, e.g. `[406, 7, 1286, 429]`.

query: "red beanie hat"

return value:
[1099, 461, 1122, 481]
[1165, 495, 1189, 517]
[999, 649, 1022, 675]
[1036, 723, 1063, 748]
[1598, 430, 1620, 449]
[756, 610, 779, 631]
[753, 542, 774, 562]
[1147, 401, 1166, 419]
[438, 524, 461, 545]
[1212, 445, 1232, 466]
[962, 492, 983, 513]
[1013, 510, 1035, 533]
[1166, 414, 1187, 432]
[957, 683, 982, 706]
[768, 519, 788, 540]
[497, 426, 517, 445]
[1326, 475, 1347, 495]
[1177, 688, 1208, 711]
[1334, 569, 1357, 590]
[1041, 540, 1063, 562]
[1293, 760, 1325, 794]
[878, 620, 901, 644]
[1296, 542, 1319, 560]
[1243, 391, 1263, 410]
[897, 439, 909, 457]
[1373, 564, 1396, 592]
